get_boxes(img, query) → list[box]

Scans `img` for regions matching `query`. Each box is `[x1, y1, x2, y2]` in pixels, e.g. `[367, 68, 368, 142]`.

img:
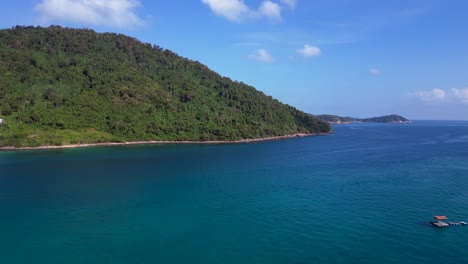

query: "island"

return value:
[0, 26, 331, 148]
[317, 114, 409, 124]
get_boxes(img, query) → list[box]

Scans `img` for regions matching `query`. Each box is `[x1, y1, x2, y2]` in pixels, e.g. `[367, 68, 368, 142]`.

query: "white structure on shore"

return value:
[0, 118, 4, 125]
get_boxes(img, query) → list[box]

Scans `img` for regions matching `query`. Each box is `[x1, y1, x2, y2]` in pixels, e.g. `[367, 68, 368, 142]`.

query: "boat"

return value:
[448, 221, 467, 226]
[434, 215, 448, 220]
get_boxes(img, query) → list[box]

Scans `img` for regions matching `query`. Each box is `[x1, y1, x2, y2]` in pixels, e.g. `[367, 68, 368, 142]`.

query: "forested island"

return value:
[0, 26, 330, 148]
[317, 114, 409, 124]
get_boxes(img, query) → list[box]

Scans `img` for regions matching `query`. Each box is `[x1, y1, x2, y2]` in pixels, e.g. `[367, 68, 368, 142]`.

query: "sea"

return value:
[0, 121, 467, 264]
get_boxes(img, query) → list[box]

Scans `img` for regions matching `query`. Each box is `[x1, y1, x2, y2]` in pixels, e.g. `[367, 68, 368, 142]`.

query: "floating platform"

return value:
[431, 221, 449, 227]
[430, 215, 466, 228]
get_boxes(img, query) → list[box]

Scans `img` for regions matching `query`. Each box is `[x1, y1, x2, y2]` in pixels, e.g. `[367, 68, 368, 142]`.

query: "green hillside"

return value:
[317, 114, 409, 124]
[362, 115, 409, 123]
[316, 115, 360, 123]
[0, 26, 330, 147]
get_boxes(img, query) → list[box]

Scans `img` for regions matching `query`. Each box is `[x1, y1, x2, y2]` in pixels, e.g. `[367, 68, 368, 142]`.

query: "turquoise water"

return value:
[1, 121, 468, 263]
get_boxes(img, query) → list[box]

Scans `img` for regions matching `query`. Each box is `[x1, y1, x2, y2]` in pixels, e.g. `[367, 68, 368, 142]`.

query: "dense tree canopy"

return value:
[0, 26, 330, 147]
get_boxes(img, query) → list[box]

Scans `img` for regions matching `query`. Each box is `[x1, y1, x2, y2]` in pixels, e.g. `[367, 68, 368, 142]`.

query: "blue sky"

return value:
[2, 0, 468, 120]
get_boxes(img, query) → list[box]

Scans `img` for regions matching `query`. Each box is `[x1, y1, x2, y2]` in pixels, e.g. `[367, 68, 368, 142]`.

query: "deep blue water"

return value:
[1, 121, 468, 264]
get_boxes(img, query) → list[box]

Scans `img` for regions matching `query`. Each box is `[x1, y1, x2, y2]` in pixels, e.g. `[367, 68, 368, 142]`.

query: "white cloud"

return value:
[202, 0, 287, 23]
[280, 0, 296, 9]
[410, 87, 468, 104]
[201, 0, 250, 23]
[409, 88, 468, 104]
[258, 1, 282, 22]
[452, 88, 468, 103]
[409, 88, 447, 102]
[369, 68, 381, 76]
[248, 49, 274, 63]
[35, 0, 144, 28]
[296, 44, 321, 58]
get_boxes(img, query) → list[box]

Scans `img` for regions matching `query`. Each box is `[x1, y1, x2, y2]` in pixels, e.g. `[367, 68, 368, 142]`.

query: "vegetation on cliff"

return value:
[0, 26, 330, 147]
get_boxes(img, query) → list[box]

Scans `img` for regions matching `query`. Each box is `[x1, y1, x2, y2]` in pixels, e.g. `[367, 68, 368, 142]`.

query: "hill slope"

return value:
[317, 114, 409, 124]
[0, 26, 330, 147]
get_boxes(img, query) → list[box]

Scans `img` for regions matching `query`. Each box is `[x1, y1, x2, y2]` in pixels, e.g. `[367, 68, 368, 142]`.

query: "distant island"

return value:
[317, 114, 410, 124]
[0, 26, 330, 148]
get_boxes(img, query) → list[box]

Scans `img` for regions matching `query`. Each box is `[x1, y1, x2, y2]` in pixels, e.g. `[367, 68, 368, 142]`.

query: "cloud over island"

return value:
[35, 0, 145, 28]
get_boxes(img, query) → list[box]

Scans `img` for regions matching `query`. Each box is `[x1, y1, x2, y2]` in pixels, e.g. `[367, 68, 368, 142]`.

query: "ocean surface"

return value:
[1, 121, 468, 264]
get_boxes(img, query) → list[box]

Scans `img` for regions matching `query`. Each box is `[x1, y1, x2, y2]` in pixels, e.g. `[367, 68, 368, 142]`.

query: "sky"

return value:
[2, 0, 468, 120]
